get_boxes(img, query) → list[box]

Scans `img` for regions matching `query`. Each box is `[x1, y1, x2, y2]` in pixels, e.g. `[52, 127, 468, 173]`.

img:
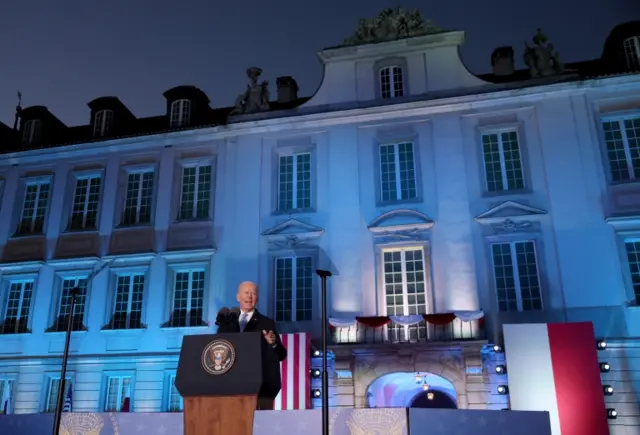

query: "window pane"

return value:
[278, 155, 294, 210]
[179, 165, 211, 220]
[2, 281, 33, 334]
[55, 278, 88, 331]
[122, 171, 154, 225]
[482, 131, 524, 192]
[380, 143, 417, 202]
[112, 274, 145, 329]
[275, 258, 293, 322]
[170, 271, 205, 327]
[491, 241, 542, 312]
[625, 241, 640, 303]
[70, 176, 101, 230]
[18, 182, 50, 234]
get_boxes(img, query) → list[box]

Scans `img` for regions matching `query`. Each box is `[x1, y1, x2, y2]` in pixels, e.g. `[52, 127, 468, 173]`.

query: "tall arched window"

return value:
[379, 66, 404, 99]
[22, 119, 41, 146]
[170, 99, 191, 128]
[623, 36, 640, 70]
[93, 109, 113, 137]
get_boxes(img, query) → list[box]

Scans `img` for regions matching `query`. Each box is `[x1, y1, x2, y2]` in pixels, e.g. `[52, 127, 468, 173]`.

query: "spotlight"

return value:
[426, 392, 434, 400]
[312, 349, 321, 357]
[600, 362, 610, 373]
[495, 365, 507, 374]
[497, 385, 509, 395]
[415, 374, 422, 383]
[607, 409, 617, 419]
[310, 368, 321, 378]
[492, 344, 504, 353]
[312, 389, 321, 398]
[597, 340, 607, 350]
[603, 385, 614, 395]
[422, 383, 429, 392]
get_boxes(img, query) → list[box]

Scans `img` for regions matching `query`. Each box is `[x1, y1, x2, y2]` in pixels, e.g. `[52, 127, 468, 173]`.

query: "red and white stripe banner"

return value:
[274, 333, 310, 410]
[504, 322, 609, 435]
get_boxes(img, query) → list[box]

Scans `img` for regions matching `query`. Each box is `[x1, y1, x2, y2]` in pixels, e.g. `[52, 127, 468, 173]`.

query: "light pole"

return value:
[315, 269, 332, 435]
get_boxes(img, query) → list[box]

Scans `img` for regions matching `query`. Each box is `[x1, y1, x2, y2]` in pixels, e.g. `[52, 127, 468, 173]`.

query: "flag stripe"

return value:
[547, 322, 609, 435]
[274, 333, 310, 410]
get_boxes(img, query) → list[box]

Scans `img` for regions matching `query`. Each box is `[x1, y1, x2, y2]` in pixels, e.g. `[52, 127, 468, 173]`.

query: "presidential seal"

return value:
[202, 339, 236, 375]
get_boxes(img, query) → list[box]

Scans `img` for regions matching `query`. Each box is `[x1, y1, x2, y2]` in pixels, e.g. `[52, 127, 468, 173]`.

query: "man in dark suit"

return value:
[217, 281, 287, 410]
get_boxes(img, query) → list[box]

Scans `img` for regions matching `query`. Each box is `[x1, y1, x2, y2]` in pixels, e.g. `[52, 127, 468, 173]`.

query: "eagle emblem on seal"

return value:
[202, 339, 236, 375]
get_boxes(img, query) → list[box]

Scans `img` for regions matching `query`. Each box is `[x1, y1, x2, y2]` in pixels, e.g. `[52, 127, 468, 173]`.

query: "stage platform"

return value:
[0, 407, 551, 434]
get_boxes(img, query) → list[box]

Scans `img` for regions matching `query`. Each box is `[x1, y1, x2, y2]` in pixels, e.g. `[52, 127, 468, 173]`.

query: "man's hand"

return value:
[263, 330, 277, 345]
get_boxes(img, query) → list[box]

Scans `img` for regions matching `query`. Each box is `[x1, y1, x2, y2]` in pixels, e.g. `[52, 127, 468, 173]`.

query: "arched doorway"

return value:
[366, 372, 458, 408]
[409, 390, 457, 409]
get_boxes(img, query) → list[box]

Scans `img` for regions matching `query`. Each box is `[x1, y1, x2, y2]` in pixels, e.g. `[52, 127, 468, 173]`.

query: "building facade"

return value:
[0, 10, 639, 432]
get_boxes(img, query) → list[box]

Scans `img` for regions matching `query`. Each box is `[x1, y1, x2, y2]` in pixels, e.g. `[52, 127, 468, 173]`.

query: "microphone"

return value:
[214, 307, 230, 326]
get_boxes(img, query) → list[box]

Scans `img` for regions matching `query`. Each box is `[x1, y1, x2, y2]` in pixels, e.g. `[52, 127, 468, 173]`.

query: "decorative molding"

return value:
[605, 215, 640, 231]
[261, 218, 325, 249]
[474, 200, 547, 225]
[48, 256, 102, 269]
[368, 208, 434, 235]
[158, 248, 215, 263]
[0, 260, 44, 274]
[491, 219, 532, 234]
[177, 156, 215, 167]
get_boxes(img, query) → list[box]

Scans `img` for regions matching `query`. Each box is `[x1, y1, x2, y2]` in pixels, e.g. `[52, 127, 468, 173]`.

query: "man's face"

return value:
[237, 282, 258, 312]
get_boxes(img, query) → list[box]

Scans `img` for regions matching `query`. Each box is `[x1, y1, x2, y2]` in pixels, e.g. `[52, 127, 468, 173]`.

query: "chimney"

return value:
[276, 77, 299, 104]
[491, 46, 515, 76]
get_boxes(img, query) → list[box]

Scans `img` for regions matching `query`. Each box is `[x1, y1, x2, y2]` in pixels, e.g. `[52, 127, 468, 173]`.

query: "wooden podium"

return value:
[175, 332, 281, 435]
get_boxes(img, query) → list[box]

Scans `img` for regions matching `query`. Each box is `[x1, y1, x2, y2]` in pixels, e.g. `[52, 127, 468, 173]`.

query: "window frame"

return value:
[622, 236, 640, 305]
[374, 57, 409, 100]
[0, 375, 17, 414]
[599, 114, 640, 183]
[176, 157, 215, 221]
[102, 372, 134, 412]
[272, 141, 317, 215]
[93, 109, 114, 137]
[67, 169, 104, 232]
[22, 119, 42, 146]
[0, 178, 5, 214]
[479, 127, 527, 193]
[163, 260, 210, 329]
[276, 152, 312, 212]
[16, 175, 53, 236]
[0, 276, 37, 334]
[272, 254, 315, 322]
[48, 271, 92, 333]
[164, 371, 183, 412]
[170, 99, 191, 128]
[377, 141, 419, 204]
[117, 163, 158, 227]
[623, 36, 640, 70]
[488, 239, 544, 312]
[104, 267, 149, 330]
[41, 373, 74, 413]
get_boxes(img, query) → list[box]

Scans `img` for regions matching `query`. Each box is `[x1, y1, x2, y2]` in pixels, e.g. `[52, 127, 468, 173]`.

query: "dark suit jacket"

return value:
[216, 310, 287, 362]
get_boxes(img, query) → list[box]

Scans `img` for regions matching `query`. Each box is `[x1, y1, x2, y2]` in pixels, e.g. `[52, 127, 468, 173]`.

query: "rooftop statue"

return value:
[230, 67, 271, 115]
[341, 7, 442, 47]
[523, 29, 565, 78]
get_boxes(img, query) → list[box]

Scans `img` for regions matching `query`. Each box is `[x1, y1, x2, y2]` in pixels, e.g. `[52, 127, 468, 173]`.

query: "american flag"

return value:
[273, 333, 310, 410]
[62, 383, 72, 412]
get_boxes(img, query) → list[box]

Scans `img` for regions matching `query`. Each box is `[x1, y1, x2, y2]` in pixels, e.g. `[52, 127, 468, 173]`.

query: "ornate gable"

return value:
[368, 209, 434, 242]
[475, 200, 547, 234]
[262, 218, 324, 249]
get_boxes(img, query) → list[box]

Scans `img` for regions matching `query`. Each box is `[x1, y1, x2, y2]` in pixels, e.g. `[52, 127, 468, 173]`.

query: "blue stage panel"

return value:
[408, 408, 552, 435]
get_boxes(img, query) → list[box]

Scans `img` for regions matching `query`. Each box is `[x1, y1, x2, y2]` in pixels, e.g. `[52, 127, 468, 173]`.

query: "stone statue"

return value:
[523, 29, 564, 78]
[230, 67, 271, 115]
[341, 7, 442, 46]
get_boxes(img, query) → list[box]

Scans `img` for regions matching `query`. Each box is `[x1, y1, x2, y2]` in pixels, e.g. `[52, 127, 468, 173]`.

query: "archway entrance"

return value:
[366, 372, 457, 409]
[409, 390, 457, 409]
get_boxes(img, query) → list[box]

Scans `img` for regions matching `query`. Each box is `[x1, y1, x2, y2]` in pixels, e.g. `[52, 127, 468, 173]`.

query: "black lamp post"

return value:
[52, 287, 80, 435]
[315, 269, 332, 435]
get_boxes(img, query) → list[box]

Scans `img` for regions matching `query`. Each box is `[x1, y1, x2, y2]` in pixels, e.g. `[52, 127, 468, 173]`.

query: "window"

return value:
[168, 270, 205, 327]
[379, 142, 417, 202]
[122, 170, 154, 225]
[379, 66, 404, 99]
[44, 377, 71, 413]
[70, 174, 101, 230]
[51, 277, 88, 332]
[0, 379, 14, 413]
[382, 248, 428, 341]
[602, 116, 640, 182]
[178, 164, 212, 220]
[104, 376, 131, 412]
[93, 110, 113, 137]
[166, 374, 183, 412]
[170, 99, 191, 128]
[625, 240, 640, 303]
[22, 119, 41, 146]
[109, 274, 145, 329]
[17, 179, 51, 235]
[1, 280, 34, 334]
[481, 130, 525, 192]
[274, 256, 313, 322]
[623, 36, 640, 70]
[491, 241, 542, 312]
[278, 153, 311, 211]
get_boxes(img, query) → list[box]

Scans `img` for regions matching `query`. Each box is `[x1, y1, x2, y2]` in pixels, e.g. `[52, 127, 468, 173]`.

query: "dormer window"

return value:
[379, 66, 404, 99]
[623, 36, 640, 70]
[22, 119, 41, 146]
[93, 109, 113, 137]
[170, 99, 191, 128]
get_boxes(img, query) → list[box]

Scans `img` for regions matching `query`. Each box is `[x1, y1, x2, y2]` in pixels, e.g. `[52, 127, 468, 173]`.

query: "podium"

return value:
[175, 332, 281, 435]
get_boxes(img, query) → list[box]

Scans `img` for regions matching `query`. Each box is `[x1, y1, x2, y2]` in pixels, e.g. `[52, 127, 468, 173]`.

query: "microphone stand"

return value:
[52, 287, 80, 435]
[315, 270, 332, 435]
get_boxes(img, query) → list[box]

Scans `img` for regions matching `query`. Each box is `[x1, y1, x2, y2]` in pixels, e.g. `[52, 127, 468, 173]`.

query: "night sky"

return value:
[0, 0, 636, 127]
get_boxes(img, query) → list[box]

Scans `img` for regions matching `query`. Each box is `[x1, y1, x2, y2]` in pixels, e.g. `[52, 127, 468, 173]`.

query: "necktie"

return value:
[239, 313, 248, 331]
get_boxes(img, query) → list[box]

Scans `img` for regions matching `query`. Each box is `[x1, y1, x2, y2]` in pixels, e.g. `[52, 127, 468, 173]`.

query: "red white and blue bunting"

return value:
[328, 310, 484, 328]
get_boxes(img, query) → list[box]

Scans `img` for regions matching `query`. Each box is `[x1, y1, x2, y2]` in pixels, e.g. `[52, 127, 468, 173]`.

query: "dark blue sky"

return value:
[0, 0, 635, 127]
